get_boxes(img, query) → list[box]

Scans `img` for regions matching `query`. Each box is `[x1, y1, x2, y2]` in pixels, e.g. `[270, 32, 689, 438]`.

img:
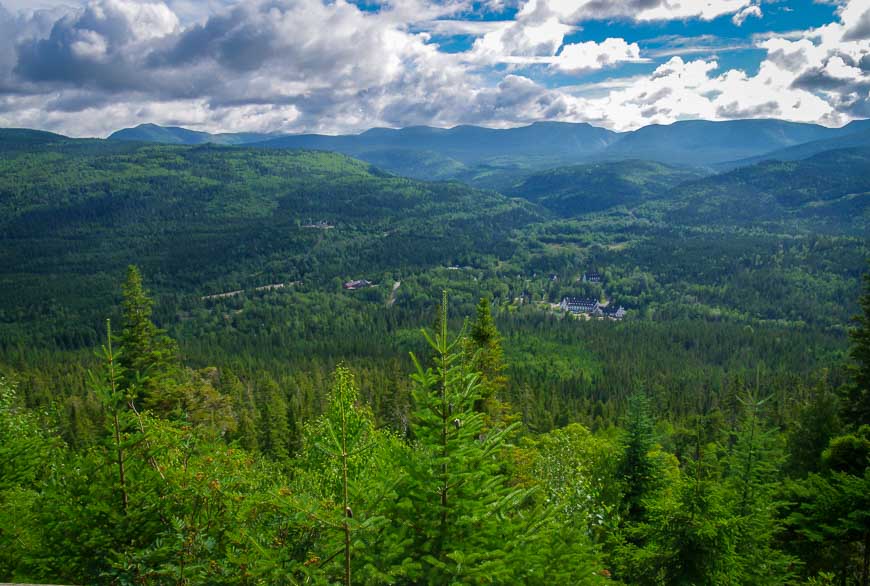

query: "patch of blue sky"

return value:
[343, 0, 382, 13]
[421, 0, 839, 62]
[427, 33, 479, 53]
[464, 1, 518, 21]
[534, 62, 658, 88]
[753, 0, 839, 33]
[709, 47, 769, 76]
[568, 1, 834, 48]
[346, 0, 518, 19]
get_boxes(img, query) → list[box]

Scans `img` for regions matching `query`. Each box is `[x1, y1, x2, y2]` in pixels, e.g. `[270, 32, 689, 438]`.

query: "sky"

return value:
[0, 0, 867, 137]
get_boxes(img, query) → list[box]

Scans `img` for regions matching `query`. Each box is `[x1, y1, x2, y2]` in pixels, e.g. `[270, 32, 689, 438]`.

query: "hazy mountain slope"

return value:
[599, 119, 840, 167]
[505, 160, 706, 216]
[664, 147, 870, 231]
[106, 118, 870, 178]
[353, 148, 469, 180]
[109, 123, 276, 145]
[255, 121, 620, 167]
[717, 125, 870, 170]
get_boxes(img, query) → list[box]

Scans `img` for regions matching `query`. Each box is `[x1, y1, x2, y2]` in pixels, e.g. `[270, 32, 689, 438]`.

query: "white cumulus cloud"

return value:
[0, 0, 866, 136]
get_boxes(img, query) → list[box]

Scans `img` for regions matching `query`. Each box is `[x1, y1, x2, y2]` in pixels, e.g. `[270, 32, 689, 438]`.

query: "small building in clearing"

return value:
[603, 305, 627, 320]
[343, 279, 373, 290]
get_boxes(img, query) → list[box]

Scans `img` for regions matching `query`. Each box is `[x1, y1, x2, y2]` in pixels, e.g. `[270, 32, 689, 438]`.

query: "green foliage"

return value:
[726, 393, 798, 584]
[784, 468, 870, 585]
[845, 269, 870, 427]
[665, 147, 870, 232]
[291, 365, 406, 584]
[465, 297, 509, 419]
[515, 423, 621, 542]
[119, 265, 181, 413]
[787, 378, 842, 476]
[506, 159, 704, 216]
[0, 133, 867, 584]
[0, 376, 55, 580]
[396, 292, 604, 584]
[628, 469, 742, 585]
[398, 292, 527, 582]
[619, 392, 661, 523]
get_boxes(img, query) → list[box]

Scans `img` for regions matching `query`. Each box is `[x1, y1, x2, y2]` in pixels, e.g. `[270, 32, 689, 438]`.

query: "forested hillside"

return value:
[0, 129, 868, 584]
[0, 132, 539, 345]
[664, 148, 870, 231]
[505, 160, 704, 216]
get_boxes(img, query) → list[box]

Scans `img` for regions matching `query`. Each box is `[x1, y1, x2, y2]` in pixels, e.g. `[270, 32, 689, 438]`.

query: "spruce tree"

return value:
[396, 292, 543, 584]
[117, 265, 180, 414]
[464, 297, 509, 421]
[727, 392, 797, 583]
[620, 392, 659, 524]
[259, 377, 290, 461]
[292, 365, 405, 585]
[92, 320, 128, 513]
[845, 268, 870, 428]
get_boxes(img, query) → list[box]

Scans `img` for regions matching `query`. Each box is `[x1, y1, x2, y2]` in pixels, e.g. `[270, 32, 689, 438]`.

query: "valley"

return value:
[0, 118, 868, 584]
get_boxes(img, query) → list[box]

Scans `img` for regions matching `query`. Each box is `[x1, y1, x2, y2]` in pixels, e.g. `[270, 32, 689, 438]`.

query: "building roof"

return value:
[562, 296, 600, 308]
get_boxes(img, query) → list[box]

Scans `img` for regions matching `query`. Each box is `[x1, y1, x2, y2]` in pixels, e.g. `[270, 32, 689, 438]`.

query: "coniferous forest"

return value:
[0, 126, 867, 585]
[2, 264, 870, 585]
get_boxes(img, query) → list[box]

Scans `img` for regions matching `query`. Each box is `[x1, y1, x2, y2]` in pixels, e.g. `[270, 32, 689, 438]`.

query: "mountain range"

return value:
[108, 118, 870, 178]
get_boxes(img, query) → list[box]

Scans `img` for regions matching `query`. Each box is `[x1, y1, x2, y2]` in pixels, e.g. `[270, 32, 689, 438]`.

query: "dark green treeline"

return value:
[0, 267, 868, 585]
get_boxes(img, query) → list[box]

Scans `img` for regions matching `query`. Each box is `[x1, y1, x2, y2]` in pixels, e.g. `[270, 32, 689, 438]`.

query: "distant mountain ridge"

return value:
[253, 121, 621, 168]
[109, 123, 277, 146]
[105, 118, 869, 176]
[598, 119, 838, 167]
[717, 120, 870, 170]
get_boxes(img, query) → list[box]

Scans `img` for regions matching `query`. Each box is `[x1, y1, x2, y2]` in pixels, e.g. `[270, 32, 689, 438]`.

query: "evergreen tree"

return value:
[726, 393, 797, 584]
[292, 365, 406, 584]
[259, 377, 290, 461]
[784, 467, 870, 585]
[845, 269, 870, 428]
[639, 464, 742, 586]
[464, 297, 510, 422]
[91, 320, 129, 513]
[788, 378, 842, 476]
[398, 291, 527, 583]
[466, 297, 507, 398]
[117, 265, 180, 414]
[222, 368, 260, 452]
[619, 392, 659, 524]
[395, 292, 604, 584]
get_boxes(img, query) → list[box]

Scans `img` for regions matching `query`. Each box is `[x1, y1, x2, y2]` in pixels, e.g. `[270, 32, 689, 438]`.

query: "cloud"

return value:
[643, 34, 753, 58]
[462, 0, 645, 74]
[0, 0, 868, 137]
[466, 16, 572, 64]
[14, 0, 179, 90]
[716, 99, 779, 118]
[554, 38, 645, 73]
[417, 19, 509, 36]
[842, 5, 870, 40]
[732, 4, 762, 26]
[522, 0, 755, 22]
